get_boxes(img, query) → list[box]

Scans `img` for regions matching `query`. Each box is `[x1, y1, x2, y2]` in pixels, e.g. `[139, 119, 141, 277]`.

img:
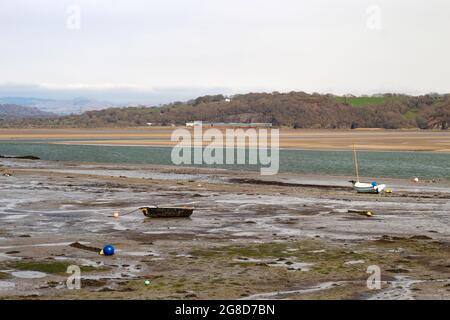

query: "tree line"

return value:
[1, 92, 449, 129]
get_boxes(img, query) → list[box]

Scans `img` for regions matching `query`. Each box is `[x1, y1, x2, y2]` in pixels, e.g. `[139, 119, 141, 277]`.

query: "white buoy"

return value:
[113, 211, 120, 218]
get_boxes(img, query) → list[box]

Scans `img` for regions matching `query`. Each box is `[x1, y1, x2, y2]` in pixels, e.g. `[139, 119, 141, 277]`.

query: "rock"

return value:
[386, 268, 410, 273]
[69, 242, 101, 253]
[409, 235, 432, 240]
[0, 155, 40, 160]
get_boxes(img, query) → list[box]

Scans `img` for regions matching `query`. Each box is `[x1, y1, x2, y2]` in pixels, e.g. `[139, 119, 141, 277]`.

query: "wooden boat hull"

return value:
[140, 207, 194, 218]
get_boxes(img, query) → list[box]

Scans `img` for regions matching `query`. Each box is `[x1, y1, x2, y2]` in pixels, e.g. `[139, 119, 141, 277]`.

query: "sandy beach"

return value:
[1, 128, 450, 152]
[0, 158, 449, 299]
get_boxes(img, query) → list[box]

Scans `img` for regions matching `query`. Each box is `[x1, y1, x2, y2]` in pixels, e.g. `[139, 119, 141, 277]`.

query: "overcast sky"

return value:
[0, 0, 449, 104]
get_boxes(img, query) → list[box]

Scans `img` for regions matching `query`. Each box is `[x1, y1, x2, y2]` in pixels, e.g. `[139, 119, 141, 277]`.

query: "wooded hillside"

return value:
[1, 92, 449, 129]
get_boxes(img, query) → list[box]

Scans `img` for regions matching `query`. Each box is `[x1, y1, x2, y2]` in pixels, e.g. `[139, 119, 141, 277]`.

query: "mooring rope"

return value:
[116, 208, 140, 217]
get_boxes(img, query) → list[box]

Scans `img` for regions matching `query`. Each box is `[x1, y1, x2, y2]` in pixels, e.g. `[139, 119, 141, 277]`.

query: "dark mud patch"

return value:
[374, 235, 438, 245]
[0, 155, 40, 160]
[385, 268, 410, 273]
[385, 192, 450, 200]
[274, 217, 300, 224]
[192, 193, 208, 198]
[127, 232, 196, 242]
[288, 207, 323, 216]
[373, 235, 409, 244]
[409, 235, 433, 240]
[69, 242, 101, 253]
[45, 281, 62, 288]
[62, 200, 131, 208]
[228, 178, 352, 191]
[82, 279, 108, 287]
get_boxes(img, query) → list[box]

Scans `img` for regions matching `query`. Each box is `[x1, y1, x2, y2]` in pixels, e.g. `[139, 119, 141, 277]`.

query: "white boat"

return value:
[351, 181, 386, 193]
[350, 144, 386, 194]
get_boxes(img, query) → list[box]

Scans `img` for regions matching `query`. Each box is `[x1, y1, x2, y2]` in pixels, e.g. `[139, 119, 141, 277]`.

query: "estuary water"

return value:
[0, 141, 449, 180]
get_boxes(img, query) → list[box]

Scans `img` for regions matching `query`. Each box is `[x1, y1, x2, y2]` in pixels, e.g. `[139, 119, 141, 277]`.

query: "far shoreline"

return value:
[0, 127, 449, 153]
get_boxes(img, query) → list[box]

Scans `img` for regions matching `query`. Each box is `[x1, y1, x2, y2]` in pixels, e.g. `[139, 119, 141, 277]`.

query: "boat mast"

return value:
[352, 143, 360, 182]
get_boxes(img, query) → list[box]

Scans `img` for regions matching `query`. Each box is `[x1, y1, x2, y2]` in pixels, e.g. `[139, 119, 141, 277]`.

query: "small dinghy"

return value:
[350, 144, 386, 194]
[139, 206, 194, 218]
[351, 181, 386, 194]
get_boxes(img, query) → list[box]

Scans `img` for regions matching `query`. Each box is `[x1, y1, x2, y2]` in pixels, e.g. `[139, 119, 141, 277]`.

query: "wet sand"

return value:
[1, 128, 450, 152]
[0, 159, 449, 299]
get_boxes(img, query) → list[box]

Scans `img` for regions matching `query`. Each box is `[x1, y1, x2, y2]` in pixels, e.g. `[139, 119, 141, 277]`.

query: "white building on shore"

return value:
[186, 121, 272, 128]
[186, 121, 204, 127]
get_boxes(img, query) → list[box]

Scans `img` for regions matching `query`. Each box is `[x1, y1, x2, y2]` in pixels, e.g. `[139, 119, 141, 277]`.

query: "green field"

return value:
[335, 96, 401, 107]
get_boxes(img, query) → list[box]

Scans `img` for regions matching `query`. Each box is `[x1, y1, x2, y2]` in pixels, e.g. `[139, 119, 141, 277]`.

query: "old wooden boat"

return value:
[139, 206, 194, 218]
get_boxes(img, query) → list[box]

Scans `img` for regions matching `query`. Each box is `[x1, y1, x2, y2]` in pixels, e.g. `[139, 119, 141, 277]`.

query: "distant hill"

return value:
[0, 97, 115, 115]
[0, 104, 55, 118]
[0, 92, 449, 129]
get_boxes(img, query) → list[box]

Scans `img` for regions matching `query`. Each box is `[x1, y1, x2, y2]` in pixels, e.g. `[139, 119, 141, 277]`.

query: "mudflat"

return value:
[1, 128, 450, 151]
[0, 159, 449, 299]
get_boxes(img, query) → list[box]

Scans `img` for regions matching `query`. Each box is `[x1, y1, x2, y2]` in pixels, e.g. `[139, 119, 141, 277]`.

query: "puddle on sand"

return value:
[122, 251, 160, 257]
[0, 214, 30, 220]
[268, 261, 314, 271]
[0, 252, 20, 261]
[232, 232, 258, 237]
[11, 271, 47, 279]
[234, 257, 268, 263]
[367, 276, 450, 300]
[344, 260, 365, 265]
[0, 281, 16, 290]
[241, 281, 341, 300]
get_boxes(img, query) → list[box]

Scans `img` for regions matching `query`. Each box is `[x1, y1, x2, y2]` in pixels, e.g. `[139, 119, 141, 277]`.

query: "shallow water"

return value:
[267, 261, 314, 271]
[240, 281, 340, 300]
[11, 271, 47, 279]
[0, 281, 15, 290]
[1, 141, 449, 180]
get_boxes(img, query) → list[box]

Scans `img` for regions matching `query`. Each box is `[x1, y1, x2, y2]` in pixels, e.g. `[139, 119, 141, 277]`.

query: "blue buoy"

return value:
[371, 182, 377, 187]
[102, 244, 115, 256]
